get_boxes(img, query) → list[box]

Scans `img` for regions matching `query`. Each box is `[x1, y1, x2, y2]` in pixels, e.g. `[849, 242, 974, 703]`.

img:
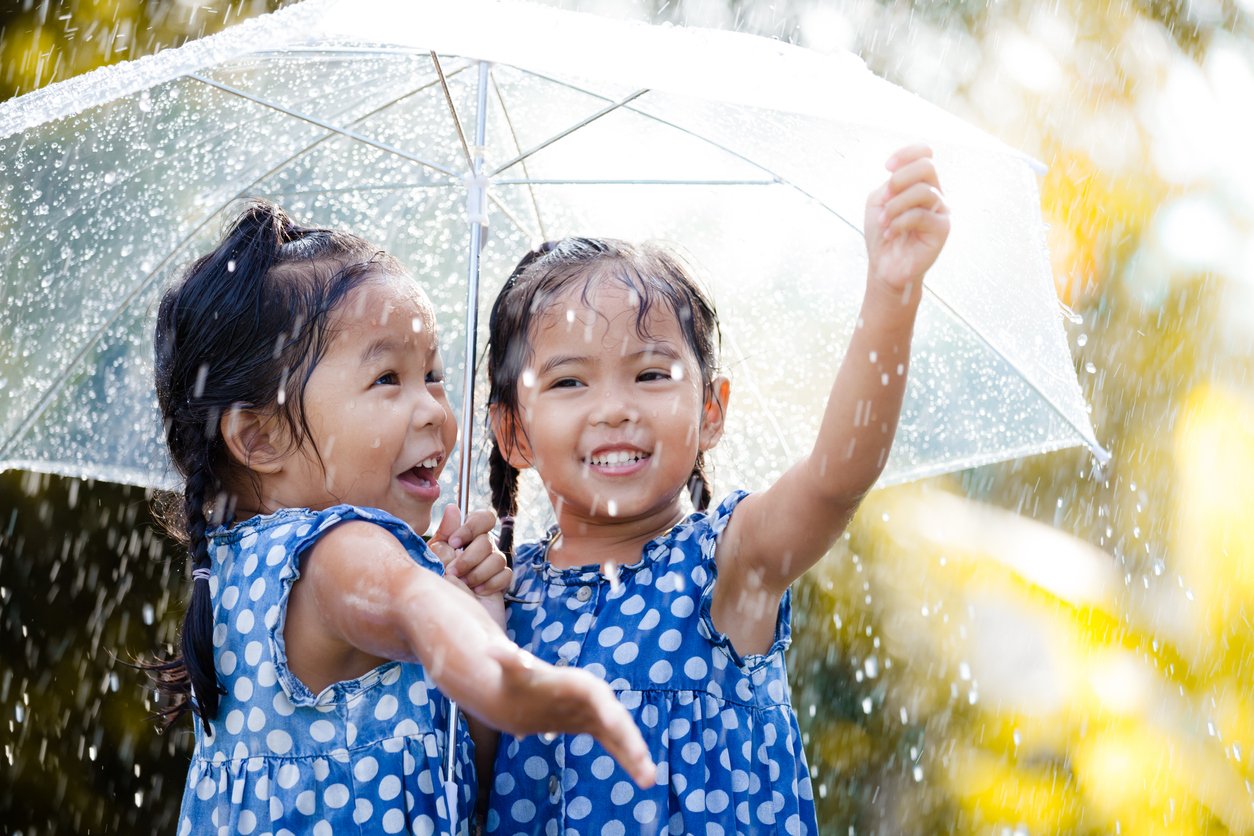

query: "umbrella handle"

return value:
[446, 58, 491, 835]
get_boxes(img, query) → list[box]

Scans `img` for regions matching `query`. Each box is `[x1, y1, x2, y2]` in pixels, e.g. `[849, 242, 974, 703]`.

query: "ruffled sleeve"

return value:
[268, 505, 445, 707]
[694, 490, 794, 669]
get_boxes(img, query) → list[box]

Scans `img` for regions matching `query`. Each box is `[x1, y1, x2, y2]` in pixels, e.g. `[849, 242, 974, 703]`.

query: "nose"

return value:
[409, 383, 448, 430]
[590, 386, 640, 427]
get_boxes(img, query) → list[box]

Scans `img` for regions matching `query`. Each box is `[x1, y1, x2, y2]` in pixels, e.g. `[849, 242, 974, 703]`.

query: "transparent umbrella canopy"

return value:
[0, 0, 1106, 533]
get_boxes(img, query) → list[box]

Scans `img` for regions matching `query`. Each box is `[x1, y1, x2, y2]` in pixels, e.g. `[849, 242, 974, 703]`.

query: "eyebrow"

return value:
[537, 344, 682, 376]
[360, 338, 401, 366]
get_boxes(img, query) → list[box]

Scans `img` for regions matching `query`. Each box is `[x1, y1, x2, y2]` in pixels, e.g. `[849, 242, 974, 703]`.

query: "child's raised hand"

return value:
[863, 144, 950, 296]
[483, 645, 658, 789]
[428, 505, 512, 596]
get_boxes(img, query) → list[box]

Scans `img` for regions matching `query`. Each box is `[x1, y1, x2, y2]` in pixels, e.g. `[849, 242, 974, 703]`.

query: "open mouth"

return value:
[398, 455, 442, 496]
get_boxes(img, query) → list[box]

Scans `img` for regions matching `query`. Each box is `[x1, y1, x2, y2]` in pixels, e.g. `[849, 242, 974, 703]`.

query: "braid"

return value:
[688, 452, 712, 513]
[144, 459, 226, 727]
[488, 441, 520, 565]
[181, 462, 226, 720]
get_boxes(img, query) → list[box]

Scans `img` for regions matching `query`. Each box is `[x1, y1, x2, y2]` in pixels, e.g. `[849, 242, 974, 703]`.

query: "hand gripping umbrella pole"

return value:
[443, 57, 491, 834]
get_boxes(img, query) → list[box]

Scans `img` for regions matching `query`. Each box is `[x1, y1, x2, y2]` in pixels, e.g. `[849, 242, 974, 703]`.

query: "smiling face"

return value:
[502, 281, 726, 528]
[247, 274, 457, 534]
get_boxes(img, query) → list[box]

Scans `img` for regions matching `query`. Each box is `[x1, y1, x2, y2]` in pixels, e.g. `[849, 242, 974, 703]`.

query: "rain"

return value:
[1, 0, 1253, 834]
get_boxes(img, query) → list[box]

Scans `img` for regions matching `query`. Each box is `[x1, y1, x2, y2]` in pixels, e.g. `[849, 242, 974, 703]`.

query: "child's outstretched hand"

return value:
[484, 645, 658, 789]
[863, 144, 950, 296]
[428, 505, 511, 626]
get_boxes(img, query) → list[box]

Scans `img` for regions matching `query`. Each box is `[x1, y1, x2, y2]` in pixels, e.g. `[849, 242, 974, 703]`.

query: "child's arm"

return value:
[425, 506, 512, 821]
[285, 519, 656, 787]
[713, 144, 949, 653]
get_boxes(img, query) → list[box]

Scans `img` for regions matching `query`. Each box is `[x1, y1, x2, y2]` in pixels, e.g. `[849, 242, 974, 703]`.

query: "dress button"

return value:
[555, 657, 569, 667]
[548, 773, 561, 796]
[575, 586, 592, 602]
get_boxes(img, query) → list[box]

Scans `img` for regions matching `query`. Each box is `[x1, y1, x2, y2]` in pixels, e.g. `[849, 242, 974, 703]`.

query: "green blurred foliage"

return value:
[0, 0, 287, 101]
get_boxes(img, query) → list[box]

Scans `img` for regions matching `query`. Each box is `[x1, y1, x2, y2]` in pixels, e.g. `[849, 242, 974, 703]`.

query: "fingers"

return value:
[486, 648, 656, 787]
[474, 567, 513, 597]
[880, 182, 947, 240]
[583, 681, 657, 788]
[448, 539, 509, 588]
[888, 156, 939, 196]
[885, 143, 933, 173]
[429, 504, 462, 554]
[446, 508, 498, 550]
[886, 206, 951, 241]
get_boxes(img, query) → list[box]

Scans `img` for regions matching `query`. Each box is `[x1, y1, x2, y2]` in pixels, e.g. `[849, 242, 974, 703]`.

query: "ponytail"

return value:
[688, 452, 712, 513]
[488, 441, 519, 564]
[145, 464, 228, 726]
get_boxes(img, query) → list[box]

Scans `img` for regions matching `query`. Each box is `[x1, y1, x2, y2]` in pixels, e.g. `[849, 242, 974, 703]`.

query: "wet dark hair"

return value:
[144, 200, 400, 727]
[486, 238, 721, 559]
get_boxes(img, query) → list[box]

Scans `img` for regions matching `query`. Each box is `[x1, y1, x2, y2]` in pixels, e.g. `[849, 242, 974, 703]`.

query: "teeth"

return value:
[418, 457, 439, 468]
[588, 451, 647, 467]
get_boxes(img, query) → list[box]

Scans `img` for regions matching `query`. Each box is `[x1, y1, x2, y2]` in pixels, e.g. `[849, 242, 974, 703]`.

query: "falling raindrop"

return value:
[1077, 333, 1088, 346]
[1085, 362, 1097, 373]
[861, 697, 873, 714]
[522, 368, 537, 388]
[912, 765, 923, 782]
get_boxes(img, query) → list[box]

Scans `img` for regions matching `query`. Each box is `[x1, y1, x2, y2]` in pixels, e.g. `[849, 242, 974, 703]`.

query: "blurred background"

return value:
[1, 0, 1252, 833]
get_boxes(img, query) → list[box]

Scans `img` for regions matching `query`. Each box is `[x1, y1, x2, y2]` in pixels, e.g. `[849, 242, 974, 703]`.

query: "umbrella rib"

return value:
[512, 69, 864, 237]
[0, 78, 460, 465]
[493, 178, 777, 186]
[488, 89, 650, 177]
[430, 52, 475, 171]
[920, 285, 1109, 462]
[185, 73, 463, 181]
[487, 192, 540, 243]
[249, 184, 458, 197]
[490, 70, 547, 242]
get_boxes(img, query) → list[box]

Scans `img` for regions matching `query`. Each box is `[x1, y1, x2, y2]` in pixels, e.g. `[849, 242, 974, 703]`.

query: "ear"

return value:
[489, 404, 534, 470]
[220, 406, 287, 473]
[699, 376, 730, 451]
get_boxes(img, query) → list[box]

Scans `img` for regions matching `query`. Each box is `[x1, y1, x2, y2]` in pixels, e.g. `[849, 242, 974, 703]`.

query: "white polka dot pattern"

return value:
[488, 491, 816, 836]
[179, 505, 475, 836]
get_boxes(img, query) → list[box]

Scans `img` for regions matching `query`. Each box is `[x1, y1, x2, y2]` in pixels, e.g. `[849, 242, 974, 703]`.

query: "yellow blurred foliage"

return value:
[1040, 150, 1164, 306]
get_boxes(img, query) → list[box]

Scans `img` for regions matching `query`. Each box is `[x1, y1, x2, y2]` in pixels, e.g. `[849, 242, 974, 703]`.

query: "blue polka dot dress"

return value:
[488, 492, 817, 836]
[176, 505, 476, 836]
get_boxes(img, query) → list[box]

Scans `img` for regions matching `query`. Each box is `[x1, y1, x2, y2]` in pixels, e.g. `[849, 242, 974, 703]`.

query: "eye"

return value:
[551, 377, 583, 389]
[426, 368, 445, 385]
[638, 369, 671, 382]
[374, 372, 399, 386]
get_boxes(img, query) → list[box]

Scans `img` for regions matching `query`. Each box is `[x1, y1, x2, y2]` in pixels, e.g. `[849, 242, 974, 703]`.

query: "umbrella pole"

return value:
[446, 58, 491, 834]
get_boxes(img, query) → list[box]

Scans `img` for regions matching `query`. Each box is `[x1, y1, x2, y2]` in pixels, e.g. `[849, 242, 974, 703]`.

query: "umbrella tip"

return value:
[1088, 441, 1112, 470]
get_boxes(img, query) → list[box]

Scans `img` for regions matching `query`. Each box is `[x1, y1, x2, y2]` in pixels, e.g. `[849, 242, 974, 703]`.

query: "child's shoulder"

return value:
[208, 504, 440, 571]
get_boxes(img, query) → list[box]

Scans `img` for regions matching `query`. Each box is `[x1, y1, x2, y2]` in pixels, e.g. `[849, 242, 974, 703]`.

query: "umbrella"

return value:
[0, 0, 1108, 825]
